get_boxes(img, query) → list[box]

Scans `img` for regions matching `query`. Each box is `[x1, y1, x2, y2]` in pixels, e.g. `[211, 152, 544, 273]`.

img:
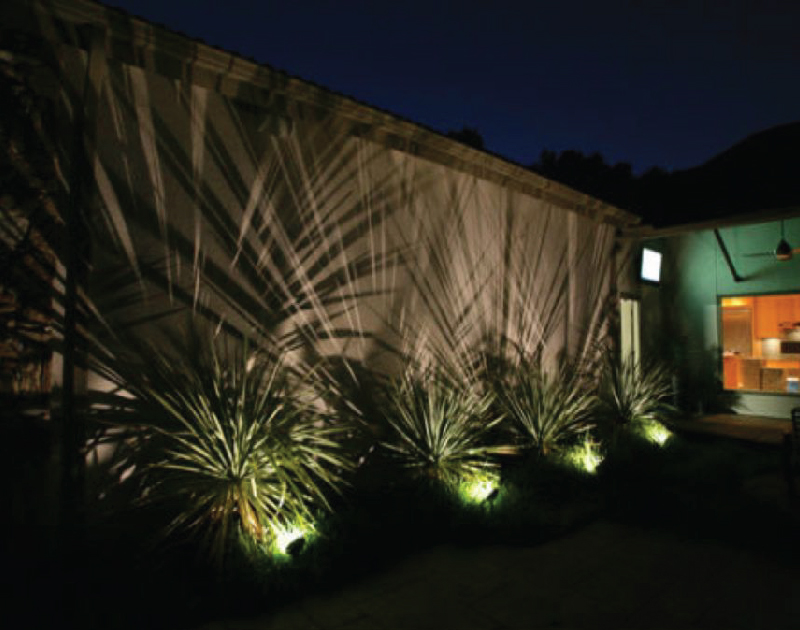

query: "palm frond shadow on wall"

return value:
[3, 30, 622, 548]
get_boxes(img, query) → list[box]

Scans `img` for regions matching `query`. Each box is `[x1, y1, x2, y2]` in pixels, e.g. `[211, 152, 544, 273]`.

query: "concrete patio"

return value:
[668, 413, 793, 445]
[196, 518, 799, 630]
[191, 413, 800, 630]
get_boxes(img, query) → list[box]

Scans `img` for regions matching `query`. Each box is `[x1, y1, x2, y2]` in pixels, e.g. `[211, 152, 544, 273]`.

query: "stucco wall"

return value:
[0, 3, 624, 389]
[84, 53, 618, 376]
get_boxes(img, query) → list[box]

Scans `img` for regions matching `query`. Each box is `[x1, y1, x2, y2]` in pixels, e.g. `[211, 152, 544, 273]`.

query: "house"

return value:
[1, 0, 640, 396]
[634, 214, 800, 420]
[530, 123, 800, 422]
[626, 124, 800, 421]
[2, 0, 642, 548]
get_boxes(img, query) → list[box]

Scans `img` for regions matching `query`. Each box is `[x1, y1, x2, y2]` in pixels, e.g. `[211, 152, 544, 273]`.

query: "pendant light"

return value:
[775, 220, 792, 261]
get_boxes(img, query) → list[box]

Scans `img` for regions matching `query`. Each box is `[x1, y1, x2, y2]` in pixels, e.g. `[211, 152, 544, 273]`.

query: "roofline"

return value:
[622, 206, 800, 240]
[12, 0, 639, 229]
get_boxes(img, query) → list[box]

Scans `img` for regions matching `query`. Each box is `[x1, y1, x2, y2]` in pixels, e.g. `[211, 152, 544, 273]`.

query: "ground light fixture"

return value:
[564, 435, 603, 474]
[270, 521, 315, 556]
[639, 419, 672, 446]
[458, 473, 500, 504]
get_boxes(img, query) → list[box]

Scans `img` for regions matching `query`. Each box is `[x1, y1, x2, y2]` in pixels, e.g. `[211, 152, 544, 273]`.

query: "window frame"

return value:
[718, 291, 800, 396]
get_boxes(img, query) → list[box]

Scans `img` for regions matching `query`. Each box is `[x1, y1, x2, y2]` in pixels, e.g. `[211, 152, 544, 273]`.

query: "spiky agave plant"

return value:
[380, 367, 510, 488]
[501, 360, 596, 456]
[99, 332, 352, 563]
[598, 355, 673, 430]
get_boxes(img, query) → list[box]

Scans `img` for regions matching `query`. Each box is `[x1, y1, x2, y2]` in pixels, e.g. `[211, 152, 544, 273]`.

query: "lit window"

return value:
[720, 294, 800, 393]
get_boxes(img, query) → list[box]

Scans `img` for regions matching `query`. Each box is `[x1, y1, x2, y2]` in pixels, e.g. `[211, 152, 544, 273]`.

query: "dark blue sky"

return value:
[106, 0, 800, 174]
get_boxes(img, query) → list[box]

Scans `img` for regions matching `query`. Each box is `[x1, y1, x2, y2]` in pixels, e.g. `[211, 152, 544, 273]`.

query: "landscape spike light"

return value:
[459, 474, 500, 504]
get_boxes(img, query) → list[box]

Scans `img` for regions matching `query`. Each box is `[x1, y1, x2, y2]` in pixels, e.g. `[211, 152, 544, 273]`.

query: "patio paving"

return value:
[667, 413, 792, 445]
[195, 519, 800, 630]
[191, 413, 800, 630]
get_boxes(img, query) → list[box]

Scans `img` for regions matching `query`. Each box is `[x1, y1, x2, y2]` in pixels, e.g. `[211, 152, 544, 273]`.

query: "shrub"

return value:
[95, 330, 353, 563]
[500, 359, 596, 456]
[380, 367, 511, 488]
[597, 355, 673, 435]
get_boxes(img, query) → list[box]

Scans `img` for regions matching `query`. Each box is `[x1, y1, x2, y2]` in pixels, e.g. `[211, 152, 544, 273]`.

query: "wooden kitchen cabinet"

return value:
[722, 355, 739, 390]
[754, 295, 800, 338]
[777, 296, 797, 328]
[754, 296, 776, 338]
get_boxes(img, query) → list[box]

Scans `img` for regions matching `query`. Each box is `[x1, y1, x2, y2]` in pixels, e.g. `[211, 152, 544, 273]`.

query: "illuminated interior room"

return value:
[721, 294, 800, 393]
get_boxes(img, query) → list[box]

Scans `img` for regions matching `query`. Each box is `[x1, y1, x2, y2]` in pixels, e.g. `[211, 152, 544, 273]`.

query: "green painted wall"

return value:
[643, 217, 800, 419]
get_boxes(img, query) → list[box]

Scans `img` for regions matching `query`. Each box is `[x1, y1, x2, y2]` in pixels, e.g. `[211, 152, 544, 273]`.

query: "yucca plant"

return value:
[500, 359, 596, 456]
[598, 355, 673, 431]
[380, 368, 511, 487]
[95, 329, 353, 563]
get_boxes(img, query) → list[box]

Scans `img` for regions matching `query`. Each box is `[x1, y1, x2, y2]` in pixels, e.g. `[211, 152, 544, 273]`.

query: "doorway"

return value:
[620, 297, 641, 366]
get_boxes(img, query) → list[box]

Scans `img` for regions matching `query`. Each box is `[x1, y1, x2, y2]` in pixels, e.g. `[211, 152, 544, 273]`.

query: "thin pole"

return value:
[60, 24, 107, 559]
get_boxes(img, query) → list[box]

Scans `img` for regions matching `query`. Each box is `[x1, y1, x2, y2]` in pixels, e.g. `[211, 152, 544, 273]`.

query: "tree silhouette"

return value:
[531, 149, 635, 212]
[530, 149, 679, 225]
[530, 122, 800, 227]
[446, 126, 485, 150]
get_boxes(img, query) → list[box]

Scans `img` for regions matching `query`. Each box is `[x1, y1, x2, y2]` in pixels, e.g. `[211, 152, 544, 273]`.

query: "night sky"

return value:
[105, 0, 800, 174]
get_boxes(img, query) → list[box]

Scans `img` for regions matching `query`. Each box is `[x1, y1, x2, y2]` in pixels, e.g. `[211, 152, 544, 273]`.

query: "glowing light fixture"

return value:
[564, 436, 603, 474]
[775, 224, 792, 261]
[270, 521, 314, 556]
[640, 248, 662, 283]
[640, 420, 672, 446]
[721, 296, 751, 308]
[458, 474, 499, 504]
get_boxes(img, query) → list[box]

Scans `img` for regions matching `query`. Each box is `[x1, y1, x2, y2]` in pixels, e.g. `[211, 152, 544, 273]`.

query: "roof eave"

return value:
[623, 205, 800, 240]
[15, 0, 640, 228]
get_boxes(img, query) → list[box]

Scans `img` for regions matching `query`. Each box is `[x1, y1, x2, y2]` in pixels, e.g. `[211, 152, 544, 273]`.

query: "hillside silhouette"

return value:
[531, 122, 800, 228]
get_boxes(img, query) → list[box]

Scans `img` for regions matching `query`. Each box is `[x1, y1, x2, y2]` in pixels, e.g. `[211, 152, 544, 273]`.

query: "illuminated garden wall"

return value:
[15, 16, 617, 390]
[0, 0, 632, 407]
[1, 0, 639, 558]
